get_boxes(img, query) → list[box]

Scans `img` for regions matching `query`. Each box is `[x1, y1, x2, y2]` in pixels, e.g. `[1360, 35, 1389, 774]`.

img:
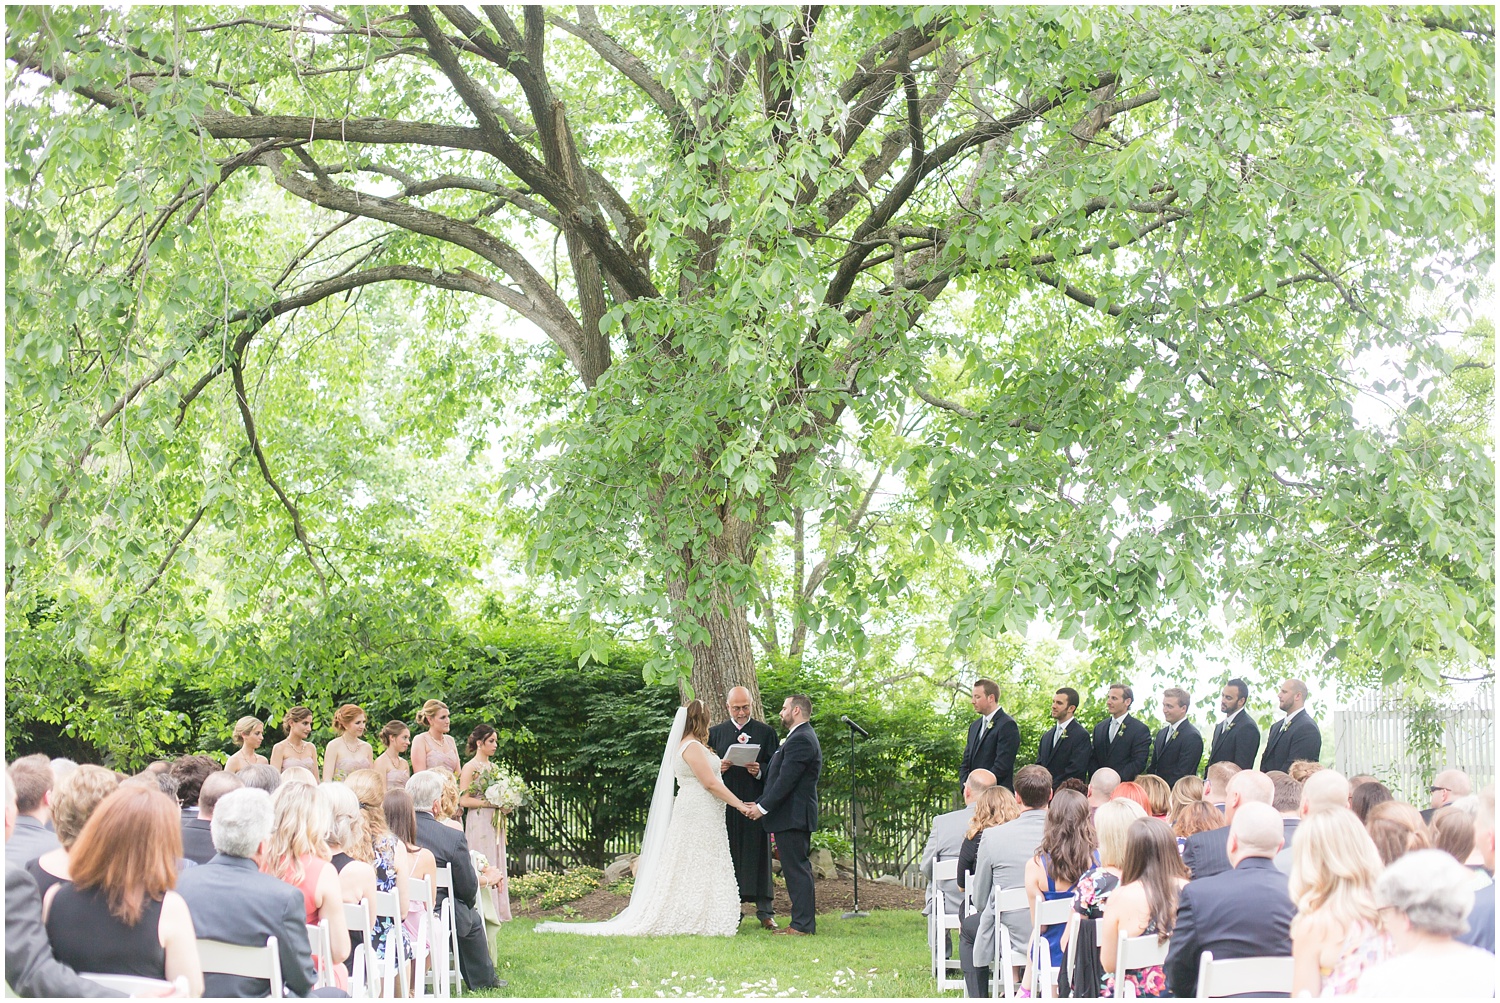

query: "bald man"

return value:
[1259, 678, 1321, 773]
[708, 687, 781, 928]
[1181, 770, 1274, 879]
[1164, 802, 1295, 997]
[1422, 768, 1473, 824]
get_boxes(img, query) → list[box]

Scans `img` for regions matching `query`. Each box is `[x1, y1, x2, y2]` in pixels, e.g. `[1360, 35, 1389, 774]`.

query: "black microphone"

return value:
[840, 715, 870, 738]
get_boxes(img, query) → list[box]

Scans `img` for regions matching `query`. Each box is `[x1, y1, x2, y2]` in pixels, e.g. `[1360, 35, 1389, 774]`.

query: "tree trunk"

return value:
[667, 520, 763, 725]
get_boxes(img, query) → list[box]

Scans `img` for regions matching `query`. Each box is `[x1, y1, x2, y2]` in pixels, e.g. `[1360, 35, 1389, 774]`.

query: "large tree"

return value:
[6, 6, 1493, 721]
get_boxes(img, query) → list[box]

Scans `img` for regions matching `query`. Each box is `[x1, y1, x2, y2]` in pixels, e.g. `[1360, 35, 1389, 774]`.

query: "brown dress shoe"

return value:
[774, 927, 811, 935]
[760, 917, 778, 930]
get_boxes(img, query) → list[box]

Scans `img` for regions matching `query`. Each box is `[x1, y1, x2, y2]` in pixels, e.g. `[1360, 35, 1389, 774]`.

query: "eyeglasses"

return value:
[1428, 786, 1451, 794]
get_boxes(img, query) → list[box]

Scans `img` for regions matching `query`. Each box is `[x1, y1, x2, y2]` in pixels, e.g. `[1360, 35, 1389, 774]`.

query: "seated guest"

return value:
[5, 772, 122, 998]
[41, 786, 203, 995]
[1100, 818, 1187, 998]
[280, 766, 317, 787]
[183, 771, 242, 865]
[1353, 850, 1496, 997]
[957, 785, 1021, 893]
[1057, 777, 1090, 798]
[1024, 791, 1094, 978]
[169, 754, 220, 819]
[1457, 787, 1494, 953]
[1289, 808, 1387, 996]
[1163, 802, 1295, 998]
[1302, 769, 1351, 816]
[966, 766, 1052, 998]
[344, 770, 412, 967]
[6, 755, 60, 863]
[1430, 807, 1479, 868]
[50, 758, 79, 784]
[1273, 774, 1303, 846]
[1366, 801, 1431, 866]
[1135, 775, 1171, 820]
[1058, 798, 1146, 996]
[27, 764, 118, 896]
[1182, 769, 1273, 879]
[435, 772, 465, 831]
[263, 781, 351, 988]
[320, 783, 377, 978]
[1289, 760, 1323, 784]
[1112, 781, 1152, 814]
[176, 788, 325, 997]
[1351, 780, 1394, 823]
[407, 770, 502, 989]
[1422, 768, 1472, 824]
[1172, 800, 1225, 855]
[920, 768, 995, 921]
[1087, 767, 1120, 809]
[1203, 760, 1240, 812]
[238, 763, 282, 795]
[1168, 775, 1205, 824]
[384, 790, 439, 964]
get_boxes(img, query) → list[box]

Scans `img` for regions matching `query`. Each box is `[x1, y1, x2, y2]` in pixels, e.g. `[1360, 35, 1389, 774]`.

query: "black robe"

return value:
[708, 717, 780, 904]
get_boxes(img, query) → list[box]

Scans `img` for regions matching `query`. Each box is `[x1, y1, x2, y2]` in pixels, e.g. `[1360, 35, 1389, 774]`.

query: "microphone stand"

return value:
[841, 715, 870, 919]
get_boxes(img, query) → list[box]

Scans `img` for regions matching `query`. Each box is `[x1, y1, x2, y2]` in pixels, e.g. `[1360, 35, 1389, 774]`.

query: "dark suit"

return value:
[1036, 719, 1090, 787]
[1148, 720, 1204, 787]
[1089, 715, 1150, 781]
[1205, 712, 1261, 772]
[5, 861, 123, 997]
[1163, 857, 1295, 997]
[181, 816, 217, 865]
[1258, 711, 1322, 774]
[758, 723, 822, 933]
[709, 717, 780, 920]
[960, 710, 1020, 791]
[175, 853, 318, 998]
[415, 810, 497, 989]
[1180, 825, 1231, 880]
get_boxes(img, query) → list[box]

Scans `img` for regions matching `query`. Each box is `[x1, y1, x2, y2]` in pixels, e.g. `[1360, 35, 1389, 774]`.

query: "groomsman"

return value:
[1259, 679, 1322, 774]
[709, 686, 781, 929]
[1036, 688, 1090, 786]
[1205, 678, 1261, 772]
[960, 679, 1020, 791]
[749, 694, 822, 935]
[1089, 684, 1150, 782]
[1148, 687, 1205, 786]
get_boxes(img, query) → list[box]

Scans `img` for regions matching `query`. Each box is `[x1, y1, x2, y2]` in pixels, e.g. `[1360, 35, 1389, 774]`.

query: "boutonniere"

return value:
[1168, 729, 1179, 742]
[984, 718, 993, 731]
[737, 733, 750, 744]
[1223, 720, 1233, 731]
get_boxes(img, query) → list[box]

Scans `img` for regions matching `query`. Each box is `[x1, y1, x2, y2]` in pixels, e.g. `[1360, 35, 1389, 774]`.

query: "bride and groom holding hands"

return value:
[537, 690, 822, 938]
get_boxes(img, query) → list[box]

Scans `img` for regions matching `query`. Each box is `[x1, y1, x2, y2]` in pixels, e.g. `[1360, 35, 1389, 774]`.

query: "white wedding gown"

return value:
[537, 720, 742, 937]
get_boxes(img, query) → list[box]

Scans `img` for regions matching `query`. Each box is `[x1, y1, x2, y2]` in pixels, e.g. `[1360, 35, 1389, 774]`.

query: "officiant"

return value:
[709, 685, 782, 930]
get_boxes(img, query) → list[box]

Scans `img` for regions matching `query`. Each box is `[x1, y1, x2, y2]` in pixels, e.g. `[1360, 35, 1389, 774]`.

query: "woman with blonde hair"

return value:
[1135, 775, 1172, 820]
[321, 782, 377, 978]
[41, 786, 203, 995]
[1168, 775, 1205, 823]
[411, 699, 461, 775]
[270, 705, 319, 774]
[1289, 807, 1387, 996]
[344, 769, 412, 963]
[957, 786, 1021, 893]
[27, 764, 119, 896]
[436, 771, 464, 831]
[264, 781, 351, 985]
[226, 716, 267, 773]
[322, 704, 374, 783]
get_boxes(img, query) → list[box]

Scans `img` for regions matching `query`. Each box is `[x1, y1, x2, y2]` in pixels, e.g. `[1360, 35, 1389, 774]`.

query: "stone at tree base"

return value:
[874, 874, 904, 885]
[810, 848, 836, 880]
[771, 858, 782, 874]
[604, 855, 637, 885]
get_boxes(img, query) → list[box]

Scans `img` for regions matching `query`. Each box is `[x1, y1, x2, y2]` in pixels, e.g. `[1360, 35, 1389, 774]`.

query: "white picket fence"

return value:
[1333, 685, 1494, 801]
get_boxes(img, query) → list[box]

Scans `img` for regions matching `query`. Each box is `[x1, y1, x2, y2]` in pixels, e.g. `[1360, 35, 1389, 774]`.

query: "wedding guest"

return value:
[1136, 775, 1171, 820]
[384, 790, 438, 965]
[1430, 806, 1478, 866]
[345, 770, 413, 961]
[967, 766, 1053, 998]
[1422, 768, 1472, 824]
[1290, 760, 1324, 784]
[239, 762, 283, 794]
[321, 782, 377, 977]
[1354, 850, 1495, 996]
[183, 771, 241, 865]
[1024, 790, 1095, 975]
[373, 720, 412, 793]
[921, 768, 994, 923]
[226, 716, 268, 774]
[281, 766, 318, 787]
[49, 758, 78, 784]
[7, 754, 60, 862]
[264, 781, 351, 985]
[1367, 801, 1431, 866]
[323, 704, 374, 783]
[1059, 798, 1147, 996]
[459, 724, 511, 922]
[1302, 769, 1352, 816]
[169, 755, 219, 817]
[436, 772, 465, 831]
[957, 784, 1021, 893]
[1204, 760, 1240, 811]
[1182, 769, 1273, 879]
[4, 772, 121, 998]
[1457, 787, 1494, 953]
[1058, 777, 1090, 798]
[1351, 780, 1393, 823]
[411, 699, 461, 775]
[1088, 767, 1121, 809]
[1288, 808, 1387, 996]
[1113, 781, 1152, 814]
[1168, 775, 1205, 824]
[26, 764, 119, 897]
[1100, 817, 1187, 997]
[270, 705, 319, 775]
[42, 786, 204, 995]
[1173, 801, 1226, 855]
[1274, 773, 1304, 850]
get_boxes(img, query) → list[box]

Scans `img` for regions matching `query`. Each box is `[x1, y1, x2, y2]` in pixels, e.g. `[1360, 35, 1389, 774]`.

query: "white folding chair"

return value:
[1028, 897, 1075, 998]
[197, 936, 283, 999]
[990, 887, 1031, 999]
[929, 859, 964, 991]
[1112, 930, 1171, 998]
[433, 864, 464, 996]
[306, 920, 335, 990]
[406, 874, 436, 999]
[374, 889, 410, 998]
[80, 973, 181, 995]
[1195, 951, 1295, 998]
[344, 899, 377, 998]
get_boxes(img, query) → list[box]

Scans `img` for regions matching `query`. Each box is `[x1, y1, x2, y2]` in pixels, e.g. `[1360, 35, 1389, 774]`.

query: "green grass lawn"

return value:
[471, 910, 962, 998]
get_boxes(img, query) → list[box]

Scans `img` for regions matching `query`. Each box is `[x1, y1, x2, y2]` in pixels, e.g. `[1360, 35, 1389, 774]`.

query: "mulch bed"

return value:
[514, 876, 923, 922]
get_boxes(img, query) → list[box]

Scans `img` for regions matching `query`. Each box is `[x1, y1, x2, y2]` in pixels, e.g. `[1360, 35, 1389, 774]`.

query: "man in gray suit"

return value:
[5, 755, 60, 864]
[963, 765, 1053, 998]
[921, 768, 996, 916]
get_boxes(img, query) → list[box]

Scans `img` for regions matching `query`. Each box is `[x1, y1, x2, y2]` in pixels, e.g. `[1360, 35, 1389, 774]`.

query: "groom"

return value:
[746, 694, 822, 935]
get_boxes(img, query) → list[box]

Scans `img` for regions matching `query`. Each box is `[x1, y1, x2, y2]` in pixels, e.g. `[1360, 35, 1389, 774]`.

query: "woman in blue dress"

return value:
[1024, 790, 1096, 973]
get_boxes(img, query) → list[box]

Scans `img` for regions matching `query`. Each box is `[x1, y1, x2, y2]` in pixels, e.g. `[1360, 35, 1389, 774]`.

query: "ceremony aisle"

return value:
[474, 911, 952, 998]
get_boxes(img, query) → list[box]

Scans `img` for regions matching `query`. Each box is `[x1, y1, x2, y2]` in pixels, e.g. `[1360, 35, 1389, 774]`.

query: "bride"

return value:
[537, 699, 751, 936]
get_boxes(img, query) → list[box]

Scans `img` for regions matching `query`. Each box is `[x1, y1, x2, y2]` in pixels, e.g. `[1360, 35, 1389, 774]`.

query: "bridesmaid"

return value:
[270, 706, 320, 775]
[323, 704, 375, 783]
[226, 716, 267, 773]
[372, 721, 411, 792]
[459, 724, 512, 922]
[410, 700, 461, 776]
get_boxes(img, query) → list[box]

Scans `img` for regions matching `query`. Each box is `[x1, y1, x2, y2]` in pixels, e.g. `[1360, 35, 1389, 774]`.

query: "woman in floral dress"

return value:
[1100, 818, 1188, 997]
[344, 770, 411, 966]
[459, 724, 511, 922]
